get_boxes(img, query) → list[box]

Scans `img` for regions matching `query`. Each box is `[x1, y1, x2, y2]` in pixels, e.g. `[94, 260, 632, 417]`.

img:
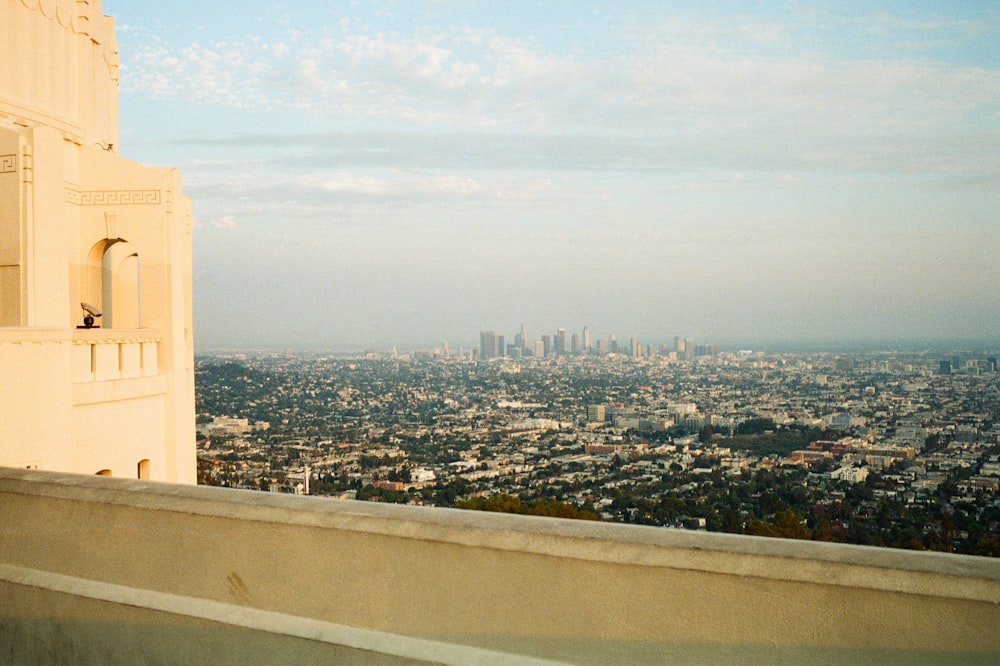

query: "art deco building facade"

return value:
[0, 0, 195, 482]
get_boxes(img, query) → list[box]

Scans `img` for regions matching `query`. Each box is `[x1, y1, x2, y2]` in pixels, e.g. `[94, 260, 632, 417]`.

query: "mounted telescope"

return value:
[80, 302, 102, 328]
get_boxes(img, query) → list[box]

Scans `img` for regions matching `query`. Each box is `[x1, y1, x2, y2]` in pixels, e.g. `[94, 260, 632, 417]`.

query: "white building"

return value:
[831, 465, 870, 484]
[0, 0, 195, 482]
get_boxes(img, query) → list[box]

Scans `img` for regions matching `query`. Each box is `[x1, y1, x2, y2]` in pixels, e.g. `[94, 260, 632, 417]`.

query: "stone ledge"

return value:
[0, 563, 558, 666]
[2, 467, 998, 604]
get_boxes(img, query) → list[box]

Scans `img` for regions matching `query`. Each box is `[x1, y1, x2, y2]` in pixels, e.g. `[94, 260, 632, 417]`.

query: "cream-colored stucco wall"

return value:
[0, 0, 119, 147]
[1, 469, 998, 664]
[0, 0, 195, 483]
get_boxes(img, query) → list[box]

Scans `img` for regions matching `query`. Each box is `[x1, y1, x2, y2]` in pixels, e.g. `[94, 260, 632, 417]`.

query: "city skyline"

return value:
[103, 1, 1000, 351]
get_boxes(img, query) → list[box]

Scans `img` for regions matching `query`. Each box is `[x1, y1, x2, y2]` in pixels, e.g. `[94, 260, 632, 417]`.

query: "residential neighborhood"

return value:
[196, 347, 1000, 556]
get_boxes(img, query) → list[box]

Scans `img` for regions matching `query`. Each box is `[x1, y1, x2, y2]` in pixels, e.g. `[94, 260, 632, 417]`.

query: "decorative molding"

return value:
[15, 0, 118, 79]
[21, 0, 85, 31]
[21, 145, 32, 184]
[66, 189, 162, 206]
[0, 154, 15, 174]
[104, 212, 118, 239]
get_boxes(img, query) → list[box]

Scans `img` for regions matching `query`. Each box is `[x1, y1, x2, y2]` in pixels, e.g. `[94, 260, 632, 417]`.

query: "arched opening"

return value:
[83, 239, 141, 328]
[95, 469, 112, 476]
[137, 459, 150, 480]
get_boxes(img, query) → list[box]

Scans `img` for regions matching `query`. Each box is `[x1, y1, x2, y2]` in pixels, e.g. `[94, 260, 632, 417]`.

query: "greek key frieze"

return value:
[0, 154, 15, 174]
[68, 189, 163, 205]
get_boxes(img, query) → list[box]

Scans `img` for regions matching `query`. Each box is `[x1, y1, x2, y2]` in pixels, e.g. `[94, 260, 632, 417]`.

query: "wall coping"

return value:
[0, 328, 160, 343]
[2, 467, 998, 605]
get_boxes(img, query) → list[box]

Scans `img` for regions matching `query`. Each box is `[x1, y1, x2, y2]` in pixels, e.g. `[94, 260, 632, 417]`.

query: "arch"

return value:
[95, 469, 112, 476]
[83, 238, 141, 328]
[137, 459, 150, 480]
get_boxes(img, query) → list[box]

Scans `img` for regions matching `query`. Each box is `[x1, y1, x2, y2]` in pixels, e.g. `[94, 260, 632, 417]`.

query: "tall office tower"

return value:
[587, 405, 606, 423]
[542, 335, 551, 357]
[630, 338, 641, 358]
[0, 1, 195, 482]
[555, 328, 567, 355]
[571, 333, 580, 354]
[596, 339, 607, 355]
[480, 330, 500, 359]
[534, 340, 544, 357]
[694, 344, 718, 358]
[685, 337, 695, 361]
[674, 336, 683, 354]
[498, 335, 506, 357]
[514, 323, 527, 351]
[442, 341, 449, 357]
[608, 335, 618, 354]
[582, 326, 591, 352]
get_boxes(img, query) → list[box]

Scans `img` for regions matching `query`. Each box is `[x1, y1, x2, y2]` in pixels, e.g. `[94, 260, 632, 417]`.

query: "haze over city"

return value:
[103, 1, 999, 352]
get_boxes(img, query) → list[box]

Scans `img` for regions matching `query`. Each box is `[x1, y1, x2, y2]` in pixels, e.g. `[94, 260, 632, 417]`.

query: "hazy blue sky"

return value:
[102, 1, 999, 351]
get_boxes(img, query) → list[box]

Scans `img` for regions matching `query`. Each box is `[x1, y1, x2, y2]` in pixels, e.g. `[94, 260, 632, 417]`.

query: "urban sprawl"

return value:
[196, 333, 1000, 557]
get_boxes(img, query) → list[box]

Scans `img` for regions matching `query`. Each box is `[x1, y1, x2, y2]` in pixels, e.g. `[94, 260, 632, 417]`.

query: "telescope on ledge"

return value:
[80, 302, 102, 329]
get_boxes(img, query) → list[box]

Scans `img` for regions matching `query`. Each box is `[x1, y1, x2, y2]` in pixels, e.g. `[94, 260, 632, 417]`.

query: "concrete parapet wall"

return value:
[0, 468, 998, 664]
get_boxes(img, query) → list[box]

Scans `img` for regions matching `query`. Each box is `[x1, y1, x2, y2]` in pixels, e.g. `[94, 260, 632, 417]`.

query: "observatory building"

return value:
[0, 0, 195, 482]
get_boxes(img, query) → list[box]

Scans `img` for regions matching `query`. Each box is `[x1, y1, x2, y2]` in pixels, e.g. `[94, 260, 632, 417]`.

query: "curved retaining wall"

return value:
[1, 468, 998, 664]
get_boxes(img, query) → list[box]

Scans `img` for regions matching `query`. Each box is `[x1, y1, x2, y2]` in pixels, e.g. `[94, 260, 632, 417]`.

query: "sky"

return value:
[101, 1, 1000, 352]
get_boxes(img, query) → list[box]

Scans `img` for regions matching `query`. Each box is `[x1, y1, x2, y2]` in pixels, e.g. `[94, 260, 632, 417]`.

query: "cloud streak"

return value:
[124, 18, 996, 121]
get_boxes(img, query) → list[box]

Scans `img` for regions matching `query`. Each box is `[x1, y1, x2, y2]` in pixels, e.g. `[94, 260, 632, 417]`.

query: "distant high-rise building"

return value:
[571, 333, 580, 354]
[582, 326, 591, 352]
[480, 330, 500, 359]
[587, 405, 606, 423]
[630, 338, 641, 358]
[498, 335, 505, 357]
[694, 344, 718, 358]
[534, 340, 544, 357]
[556, 328, 567, 355]
[674, 336, 683, 354]
[514, 323, 528, 352]
[542, 335, 551, 357]
[596, 339, 607, 355]
[685, 337, 695, 361]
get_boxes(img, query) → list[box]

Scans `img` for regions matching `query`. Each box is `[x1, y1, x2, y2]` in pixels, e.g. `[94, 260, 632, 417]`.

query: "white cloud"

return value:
[211, 214, 239, 230]
[120, 15, 998, 179]
[298, 170, 482, 197]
